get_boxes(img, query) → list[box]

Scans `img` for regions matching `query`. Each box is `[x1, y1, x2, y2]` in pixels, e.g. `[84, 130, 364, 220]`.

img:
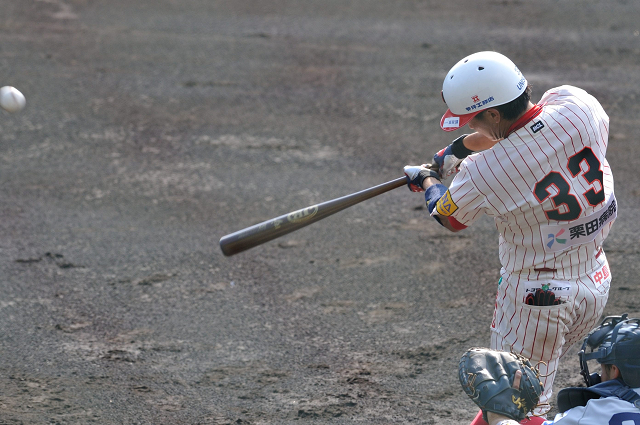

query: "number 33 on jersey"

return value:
[434, 85, 614, 273]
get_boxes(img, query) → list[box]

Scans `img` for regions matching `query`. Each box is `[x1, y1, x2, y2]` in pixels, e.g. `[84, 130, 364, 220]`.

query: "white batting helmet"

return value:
[440, 51, 527, 132]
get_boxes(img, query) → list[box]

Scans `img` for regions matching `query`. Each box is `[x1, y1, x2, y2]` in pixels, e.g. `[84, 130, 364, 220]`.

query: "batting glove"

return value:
[403, 164, 440, 192]
[433, 134, 473, 179]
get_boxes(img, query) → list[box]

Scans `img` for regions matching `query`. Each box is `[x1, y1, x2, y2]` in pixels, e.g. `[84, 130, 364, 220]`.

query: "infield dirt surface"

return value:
[1, 1, 639, 423]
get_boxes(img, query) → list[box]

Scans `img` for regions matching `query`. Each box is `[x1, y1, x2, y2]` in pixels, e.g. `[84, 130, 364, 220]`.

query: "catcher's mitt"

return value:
[459, 348, 543, 422]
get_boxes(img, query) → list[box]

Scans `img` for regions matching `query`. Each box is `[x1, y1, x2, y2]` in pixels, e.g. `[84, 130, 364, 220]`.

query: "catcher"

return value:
[460, 314, 640, 425]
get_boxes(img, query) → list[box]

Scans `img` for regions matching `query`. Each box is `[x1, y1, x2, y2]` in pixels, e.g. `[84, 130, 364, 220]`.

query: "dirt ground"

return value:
[1, 1, 639, 424]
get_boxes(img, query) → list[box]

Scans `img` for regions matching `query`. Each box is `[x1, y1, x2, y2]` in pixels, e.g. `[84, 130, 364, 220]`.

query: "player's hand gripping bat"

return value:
[219, 176, 408, 256]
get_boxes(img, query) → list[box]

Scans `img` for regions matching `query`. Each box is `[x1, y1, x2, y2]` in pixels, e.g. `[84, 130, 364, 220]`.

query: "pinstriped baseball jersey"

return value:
[434, 85, 616, 419]
[436, 85, 615, 276]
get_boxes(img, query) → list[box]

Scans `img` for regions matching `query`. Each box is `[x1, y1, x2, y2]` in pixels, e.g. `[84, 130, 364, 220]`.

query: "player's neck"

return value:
[503, 102, 540, 138]
[497, 102, 536, 138]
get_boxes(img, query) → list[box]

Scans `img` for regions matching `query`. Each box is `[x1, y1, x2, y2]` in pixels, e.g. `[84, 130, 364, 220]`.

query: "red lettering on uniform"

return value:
[602, 265, 610, 279]
[593, 271, 603, 285]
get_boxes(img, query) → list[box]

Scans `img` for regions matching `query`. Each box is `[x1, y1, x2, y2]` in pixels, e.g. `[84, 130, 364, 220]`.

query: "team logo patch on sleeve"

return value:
[435, 190, 458, 216]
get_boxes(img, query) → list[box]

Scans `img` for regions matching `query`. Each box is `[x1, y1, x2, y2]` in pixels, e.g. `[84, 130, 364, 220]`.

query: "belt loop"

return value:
[534, 267, 557, 272]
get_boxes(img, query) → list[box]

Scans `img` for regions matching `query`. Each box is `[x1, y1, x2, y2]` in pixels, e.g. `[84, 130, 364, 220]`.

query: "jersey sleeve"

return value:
[431, 159, 486, 227]
[539, 85, 610, 154]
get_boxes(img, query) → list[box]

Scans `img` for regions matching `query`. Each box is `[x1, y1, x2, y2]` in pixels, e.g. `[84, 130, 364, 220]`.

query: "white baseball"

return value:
[0, 86, 26, 113]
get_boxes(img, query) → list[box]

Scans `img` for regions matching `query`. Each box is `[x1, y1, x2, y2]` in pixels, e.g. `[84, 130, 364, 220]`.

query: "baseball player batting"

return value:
[404, 51, 616, 420]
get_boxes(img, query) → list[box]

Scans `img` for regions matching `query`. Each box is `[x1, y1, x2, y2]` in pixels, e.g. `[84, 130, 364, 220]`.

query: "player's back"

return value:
[463, 85, 614, 276]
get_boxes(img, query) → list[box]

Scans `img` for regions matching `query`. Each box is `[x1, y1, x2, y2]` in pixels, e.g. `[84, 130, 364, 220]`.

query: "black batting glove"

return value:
[525, 288, 564, 306]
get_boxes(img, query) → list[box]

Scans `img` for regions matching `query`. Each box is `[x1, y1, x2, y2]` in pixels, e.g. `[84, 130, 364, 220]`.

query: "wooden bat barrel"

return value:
[219, 176, 407, 256]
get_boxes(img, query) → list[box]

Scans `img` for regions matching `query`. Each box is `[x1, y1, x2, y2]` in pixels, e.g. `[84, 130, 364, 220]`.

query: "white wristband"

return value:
[495, 421, 520, 425]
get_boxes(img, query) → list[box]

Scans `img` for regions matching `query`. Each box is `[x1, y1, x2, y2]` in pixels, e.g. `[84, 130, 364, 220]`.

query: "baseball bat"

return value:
[219, 176, 408, 256]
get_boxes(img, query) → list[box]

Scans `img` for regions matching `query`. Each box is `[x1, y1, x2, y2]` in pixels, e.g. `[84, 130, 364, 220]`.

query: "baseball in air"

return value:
[0, 86, 26, 113]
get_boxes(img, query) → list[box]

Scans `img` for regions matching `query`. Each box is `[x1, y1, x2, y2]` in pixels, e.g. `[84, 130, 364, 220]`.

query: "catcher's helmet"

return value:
[579, 314, 640, 387]
[440, 51, 527, 132]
